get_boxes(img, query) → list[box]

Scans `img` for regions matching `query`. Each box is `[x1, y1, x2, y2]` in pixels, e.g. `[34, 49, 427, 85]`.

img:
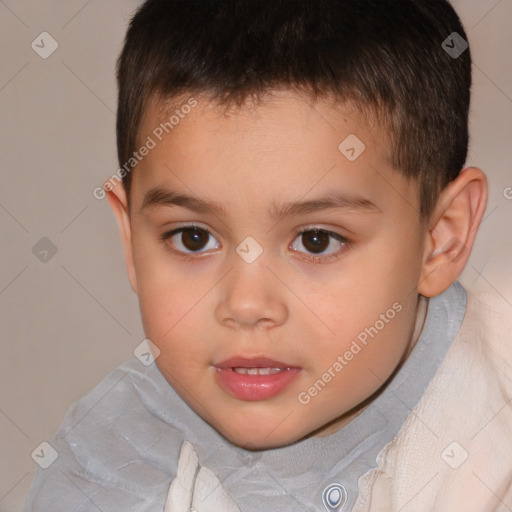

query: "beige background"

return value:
[0, 1, 511, 510]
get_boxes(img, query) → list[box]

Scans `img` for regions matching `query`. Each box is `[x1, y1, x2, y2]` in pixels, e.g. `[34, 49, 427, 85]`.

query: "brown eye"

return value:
[290, 228, 347, 260]
[301, 230, 330, 254]
[162, 226, 220, 254]
[180, 228, 209, 251]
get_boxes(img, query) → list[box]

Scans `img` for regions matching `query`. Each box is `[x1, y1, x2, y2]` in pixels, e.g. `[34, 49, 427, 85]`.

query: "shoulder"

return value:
[459, 281, 512, 386]
[25, 359, 185, 511]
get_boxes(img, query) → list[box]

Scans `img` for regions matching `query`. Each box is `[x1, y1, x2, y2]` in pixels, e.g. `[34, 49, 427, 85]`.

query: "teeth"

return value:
[232, 367, 286, 375]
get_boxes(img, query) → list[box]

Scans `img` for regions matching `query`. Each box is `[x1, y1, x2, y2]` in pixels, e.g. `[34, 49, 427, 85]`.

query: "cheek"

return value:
[131, 241, 214, 370]
[309, 239, 422, 380]
[131, 237, 193, 340]
[318, 258, 419, 342]
[138, 282, 207, 351]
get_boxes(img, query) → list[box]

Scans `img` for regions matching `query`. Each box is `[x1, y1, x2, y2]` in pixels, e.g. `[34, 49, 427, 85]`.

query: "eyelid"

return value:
[161, 222, 216, 240]
[293, 224, 348, 239]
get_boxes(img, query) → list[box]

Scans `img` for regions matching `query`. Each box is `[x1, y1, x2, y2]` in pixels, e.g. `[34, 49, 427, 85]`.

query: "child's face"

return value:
[119, 89, 429, 449]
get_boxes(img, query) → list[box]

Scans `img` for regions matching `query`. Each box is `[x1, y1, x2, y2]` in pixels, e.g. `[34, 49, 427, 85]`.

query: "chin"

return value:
[216, 419, 308, 451]
[224, 432, 294, 451]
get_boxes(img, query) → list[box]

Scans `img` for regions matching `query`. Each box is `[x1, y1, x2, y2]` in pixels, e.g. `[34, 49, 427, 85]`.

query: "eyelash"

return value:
[160, 223, 350, 263]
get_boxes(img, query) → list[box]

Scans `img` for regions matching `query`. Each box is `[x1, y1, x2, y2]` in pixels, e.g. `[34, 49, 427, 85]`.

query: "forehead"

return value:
[139, 88, 387, 156]
[132, 89, 414, 220]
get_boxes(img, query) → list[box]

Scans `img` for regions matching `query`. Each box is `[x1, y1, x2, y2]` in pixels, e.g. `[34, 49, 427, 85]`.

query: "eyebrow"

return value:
[140, 186, 380, 221]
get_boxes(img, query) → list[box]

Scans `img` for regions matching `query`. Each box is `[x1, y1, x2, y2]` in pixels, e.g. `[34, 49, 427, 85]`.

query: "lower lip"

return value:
[214, 368, 301, 401]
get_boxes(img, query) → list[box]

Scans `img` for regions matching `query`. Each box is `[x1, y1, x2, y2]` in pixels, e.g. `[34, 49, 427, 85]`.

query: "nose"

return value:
[214, 257, 288, 330]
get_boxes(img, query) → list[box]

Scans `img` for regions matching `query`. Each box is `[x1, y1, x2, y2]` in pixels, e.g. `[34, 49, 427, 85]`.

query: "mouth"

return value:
[231, 367, 286, 375]
[213, 357, 301, 401]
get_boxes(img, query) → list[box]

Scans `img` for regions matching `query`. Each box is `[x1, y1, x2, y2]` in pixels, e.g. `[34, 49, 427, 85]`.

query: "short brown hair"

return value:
[116, 0, 471, 220]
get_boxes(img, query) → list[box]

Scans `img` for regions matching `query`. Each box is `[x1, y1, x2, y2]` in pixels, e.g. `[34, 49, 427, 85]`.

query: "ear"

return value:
[105, 183, 138, 294]
[419, 167, 488, 297]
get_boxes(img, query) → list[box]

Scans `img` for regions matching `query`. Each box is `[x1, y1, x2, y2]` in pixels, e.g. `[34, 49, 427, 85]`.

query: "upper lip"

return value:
[213, 357, 299, 369]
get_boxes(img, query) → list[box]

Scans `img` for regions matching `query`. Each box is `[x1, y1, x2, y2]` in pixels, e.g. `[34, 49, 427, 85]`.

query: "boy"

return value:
[25, 1, 512, 511]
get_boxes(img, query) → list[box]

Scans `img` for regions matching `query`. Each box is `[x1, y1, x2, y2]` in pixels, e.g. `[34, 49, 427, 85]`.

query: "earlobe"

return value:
[418, 167, 488, 297]
[105, 183, 138, 294]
